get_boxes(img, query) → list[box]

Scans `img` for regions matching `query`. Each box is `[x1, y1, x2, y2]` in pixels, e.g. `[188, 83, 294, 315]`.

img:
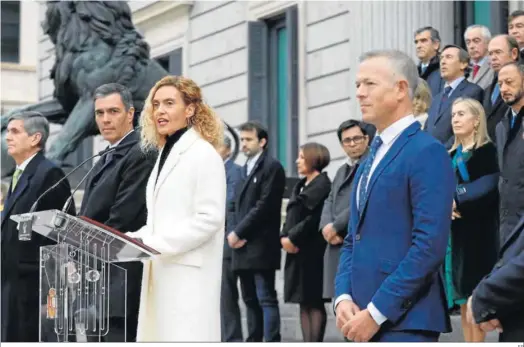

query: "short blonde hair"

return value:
[449, 97, 491, 152]
[413, 78, 432, 115]
[139, 76, 224, 150]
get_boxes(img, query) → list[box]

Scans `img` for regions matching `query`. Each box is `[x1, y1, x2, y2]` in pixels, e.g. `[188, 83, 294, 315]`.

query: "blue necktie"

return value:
[491, 84, 500, 105]
[511, 114, 517, 129]
[358, 136, 383, 214]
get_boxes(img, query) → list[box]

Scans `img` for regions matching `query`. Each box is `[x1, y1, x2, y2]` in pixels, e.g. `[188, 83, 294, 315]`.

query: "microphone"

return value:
[29, 141, 137, 215]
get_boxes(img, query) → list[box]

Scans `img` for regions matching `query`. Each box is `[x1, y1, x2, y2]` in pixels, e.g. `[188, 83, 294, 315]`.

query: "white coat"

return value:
[128, 128, 226, 342]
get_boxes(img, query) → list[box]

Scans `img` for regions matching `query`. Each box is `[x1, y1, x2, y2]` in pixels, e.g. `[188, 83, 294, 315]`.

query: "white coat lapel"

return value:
[153, 128, 200, 199]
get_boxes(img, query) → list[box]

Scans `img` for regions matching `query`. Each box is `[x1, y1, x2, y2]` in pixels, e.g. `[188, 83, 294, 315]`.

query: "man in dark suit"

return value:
[493, 62, 524, 246]
[425, 44, 484, 147]
[414, 26, 444, 96]
[319, 120, 370, 300]
[508, 10, 524, 64]
[484, 35, 520, 141]
[467, 215, 524, 342]
[334, 50, 455, 342]
[1, 112, 75, 342]
[218, 136, 243, 342]
[227, 121, 286, 342]
[79, 83, 156, 342]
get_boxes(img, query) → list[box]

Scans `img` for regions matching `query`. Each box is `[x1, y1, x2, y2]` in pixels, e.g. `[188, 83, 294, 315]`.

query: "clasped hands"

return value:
[322, 223, 344, 245]
[336, 300, 380, 342]
[280, 237, 299, 254]
[227, 231, 247, 249]
[466, 296, 503, 333]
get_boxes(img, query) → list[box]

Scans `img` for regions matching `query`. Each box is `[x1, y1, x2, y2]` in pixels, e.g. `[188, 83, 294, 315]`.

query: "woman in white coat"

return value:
[127, 76, 226, 342]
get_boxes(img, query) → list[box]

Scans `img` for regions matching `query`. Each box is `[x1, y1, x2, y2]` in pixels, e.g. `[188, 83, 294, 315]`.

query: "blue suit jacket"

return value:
[425, 79, 484, 147]
[334, 121, 455, 333]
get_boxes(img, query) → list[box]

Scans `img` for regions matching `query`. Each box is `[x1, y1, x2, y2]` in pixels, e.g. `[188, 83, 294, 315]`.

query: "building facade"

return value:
[37, 0, 524, 179]
[1, 0, 39, 113]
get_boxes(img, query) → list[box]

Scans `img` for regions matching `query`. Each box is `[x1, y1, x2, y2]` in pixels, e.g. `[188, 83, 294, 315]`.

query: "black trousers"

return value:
[221, 257, 243, 342]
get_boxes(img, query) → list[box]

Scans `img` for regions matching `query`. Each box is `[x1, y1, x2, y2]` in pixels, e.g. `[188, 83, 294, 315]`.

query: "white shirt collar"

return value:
[472, 56, 487, 66]
[445, 76, 465, 91]
[16, 152, 39, 171]
[247, 150, 262, 166]
[109, 129, 134, 149]
[377, 115, 417, 146]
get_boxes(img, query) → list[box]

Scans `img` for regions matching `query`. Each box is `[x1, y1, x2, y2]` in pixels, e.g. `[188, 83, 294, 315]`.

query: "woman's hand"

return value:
[281, 237, 299, 254]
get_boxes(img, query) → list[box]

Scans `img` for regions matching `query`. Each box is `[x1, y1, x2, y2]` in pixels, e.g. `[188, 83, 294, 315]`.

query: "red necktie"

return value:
[472, 64, 480, 78]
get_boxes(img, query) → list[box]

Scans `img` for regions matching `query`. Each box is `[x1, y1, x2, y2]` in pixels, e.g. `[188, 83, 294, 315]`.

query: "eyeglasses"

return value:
[342, 136, 366, 145]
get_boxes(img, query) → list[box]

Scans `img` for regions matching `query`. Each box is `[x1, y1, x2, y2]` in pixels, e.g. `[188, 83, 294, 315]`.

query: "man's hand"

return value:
[281, 237, 299, 254]
[467, 297, 503, 334]
[322, 223, 338, 243]
[330, 235, 344, 245]
[452, 200, 461, 220]
[227, 232, 246, 249]
[335, 300, 361, 332]
[343, 309, 380, 342]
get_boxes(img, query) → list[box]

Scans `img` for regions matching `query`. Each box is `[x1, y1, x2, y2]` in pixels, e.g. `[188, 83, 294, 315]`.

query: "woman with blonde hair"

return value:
[444, 97, 499, 342]
[413, 78, 432, 128]
[127, 76, 227, 342]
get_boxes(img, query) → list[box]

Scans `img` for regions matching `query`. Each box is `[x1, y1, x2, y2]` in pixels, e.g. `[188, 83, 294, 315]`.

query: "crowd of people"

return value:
[1, 10, 524, 344]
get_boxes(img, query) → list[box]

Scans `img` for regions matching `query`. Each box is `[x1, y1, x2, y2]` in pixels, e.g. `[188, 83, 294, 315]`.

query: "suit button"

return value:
[355, 234, 361, 241]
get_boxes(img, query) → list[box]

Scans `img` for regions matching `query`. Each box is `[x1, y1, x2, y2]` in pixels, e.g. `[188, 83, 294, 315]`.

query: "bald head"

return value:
[488, 35, 520, 72]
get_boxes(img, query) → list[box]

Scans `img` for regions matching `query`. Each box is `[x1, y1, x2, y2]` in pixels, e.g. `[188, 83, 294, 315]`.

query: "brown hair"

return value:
[139, 75, 224, 150]
[413, 78, 432, 115]
[300, 142, 330, 173]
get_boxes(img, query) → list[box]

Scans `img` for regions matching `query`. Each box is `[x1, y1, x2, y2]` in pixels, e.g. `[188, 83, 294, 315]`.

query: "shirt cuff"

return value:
[333, 294, 353, 314]
[367, 302, 388, 325]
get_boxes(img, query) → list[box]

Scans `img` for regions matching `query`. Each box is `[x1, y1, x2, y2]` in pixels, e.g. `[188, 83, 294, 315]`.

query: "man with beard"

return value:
[494, 62, 524, 245]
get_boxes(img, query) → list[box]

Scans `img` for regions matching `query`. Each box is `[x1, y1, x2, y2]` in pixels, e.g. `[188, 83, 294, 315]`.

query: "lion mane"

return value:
[43, 1, 151, 113]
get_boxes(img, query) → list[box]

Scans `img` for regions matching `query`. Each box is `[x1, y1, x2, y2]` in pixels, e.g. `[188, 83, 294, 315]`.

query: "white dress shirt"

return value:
[335, 115, 417, 326]
[16, 152, 39, 172]
[245, 150, 262, 176]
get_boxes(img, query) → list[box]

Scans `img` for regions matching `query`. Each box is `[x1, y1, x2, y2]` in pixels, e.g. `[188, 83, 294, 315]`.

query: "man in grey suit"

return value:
[319, 120, 371, 300]
[465, 25, 494, 91]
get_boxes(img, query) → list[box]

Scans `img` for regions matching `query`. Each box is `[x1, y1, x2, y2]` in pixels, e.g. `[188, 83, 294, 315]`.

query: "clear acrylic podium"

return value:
[11, 209, 159, 342]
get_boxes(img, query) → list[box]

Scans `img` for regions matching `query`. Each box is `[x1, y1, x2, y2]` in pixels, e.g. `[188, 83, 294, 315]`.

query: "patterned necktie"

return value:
[358, 136, 383, 214]
[491, 84, 500, 105]
[472, 64, 480, 79]
[11, 168, 23, 191]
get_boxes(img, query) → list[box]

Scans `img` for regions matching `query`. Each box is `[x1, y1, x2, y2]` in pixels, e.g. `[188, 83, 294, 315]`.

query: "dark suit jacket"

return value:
[1, 151, 74, 342]
[223, 159, 242, 259]
[484, 76, 509, 142]
[319, 159, 361, 299]
[418, 55, 444, 97]
[495, 107, 524, 244]
[80, 130, 156, 319]
[425, 78, 484, 146]
[335, 122, 456, 335]
[472, 216, 524, 342]
[230, 150, 286, 271]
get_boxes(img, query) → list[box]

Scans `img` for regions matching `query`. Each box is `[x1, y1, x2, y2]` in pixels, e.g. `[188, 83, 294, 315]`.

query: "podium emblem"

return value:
[47, 288, 57, 319]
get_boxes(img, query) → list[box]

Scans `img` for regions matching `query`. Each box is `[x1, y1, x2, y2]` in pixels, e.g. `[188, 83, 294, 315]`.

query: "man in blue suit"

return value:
[218, 136, 244, 342]
[425, 44, 484, 147]
[334, 50, 456, 342]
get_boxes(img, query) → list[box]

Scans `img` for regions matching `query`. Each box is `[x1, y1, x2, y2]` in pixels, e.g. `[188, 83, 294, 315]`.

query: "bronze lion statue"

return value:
[1, 1, 238, 178]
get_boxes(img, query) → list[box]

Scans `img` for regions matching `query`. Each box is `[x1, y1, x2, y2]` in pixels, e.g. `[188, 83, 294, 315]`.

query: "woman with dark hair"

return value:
[280, 142, 332, 342]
